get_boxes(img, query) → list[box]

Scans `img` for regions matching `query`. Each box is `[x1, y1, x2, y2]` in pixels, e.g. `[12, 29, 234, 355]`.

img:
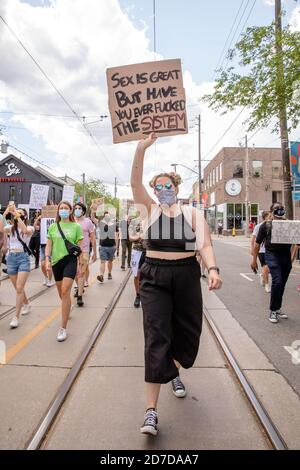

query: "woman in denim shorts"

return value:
[91, 211, 118, 283]
[3, 205, 34, 329]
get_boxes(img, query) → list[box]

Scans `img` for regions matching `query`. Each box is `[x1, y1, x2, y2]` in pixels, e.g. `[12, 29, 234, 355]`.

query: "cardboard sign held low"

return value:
[106, 59, 188, 144]
[271, 220, 300, 244]
[41, 205, 58, 219]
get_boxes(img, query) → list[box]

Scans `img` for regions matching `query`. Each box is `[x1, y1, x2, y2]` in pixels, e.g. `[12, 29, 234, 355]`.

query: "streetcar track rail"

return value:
[26, 270, 131, 450]
[203, 305, 288, 450]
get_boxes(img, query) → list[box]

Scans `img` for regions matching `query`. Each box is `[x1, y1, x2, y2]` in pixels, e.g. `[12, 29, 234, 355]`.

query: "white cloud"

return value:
[0, 0, 298, 202]
[290, 5, 300, 31]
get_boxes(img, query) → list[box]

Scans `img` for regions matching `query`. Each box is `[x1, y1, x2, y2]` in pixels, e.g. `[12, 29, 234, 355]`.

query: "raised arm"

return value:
[131, 133, 157, 213]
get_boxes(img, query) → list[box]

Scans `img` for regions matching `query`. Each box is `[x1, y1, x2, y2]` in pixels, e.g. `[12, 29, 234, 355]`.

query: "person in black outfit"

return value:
[91, 211, 118, 283]
[251, 202, 294, 324]
[120, 215, 132, 269]
[30, 211, 41, 268]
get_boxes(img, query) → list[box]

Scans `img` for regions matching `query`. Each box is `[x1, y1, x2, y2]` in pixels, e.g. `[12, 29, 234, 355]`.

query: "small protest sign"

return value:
[29, 184, 49, 210]
[18, 204, 30, 214]
[271, 220, 300, 244]
[106, 59, 188, 143]
[62, 185, 75, 205]
[40, 217, 55, 245]
[41, 205, 58, 219]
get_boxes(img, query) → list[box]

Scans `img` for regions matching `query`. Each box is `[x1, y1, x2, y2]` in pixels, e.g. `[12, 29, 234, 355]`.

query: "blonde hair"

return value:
[149, 172, 182, 189]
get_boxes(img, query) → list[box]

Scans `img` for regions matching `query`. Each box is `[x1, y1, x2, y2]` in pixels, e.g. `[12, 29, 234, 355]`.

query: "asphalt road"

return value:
[212, 239, 300, 397]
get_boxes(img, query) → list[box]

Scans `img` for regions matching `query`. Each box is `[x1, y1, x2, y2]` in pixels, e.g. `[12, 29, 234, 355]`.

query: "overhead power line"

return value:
[0, 15, 118, 178]
[212, 0, 247, 80]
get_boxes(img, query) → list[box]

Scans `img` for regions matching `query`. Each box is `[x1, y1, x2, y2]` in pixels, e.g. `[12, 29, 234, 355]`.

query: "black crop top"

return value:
[145, 212, 196, 252]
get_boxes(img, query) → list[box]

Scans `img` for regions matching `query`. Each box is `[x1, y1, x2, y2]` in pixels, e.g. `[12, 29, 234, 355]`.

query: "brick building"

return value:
[195, 147, 299, 234]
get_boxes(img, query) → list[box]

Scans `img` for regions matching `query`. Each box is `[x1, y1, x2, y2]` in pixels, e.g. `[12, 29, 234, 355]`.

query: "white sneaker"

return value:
[277, 310, 288, 319]
[10, 316, 19, 328]
[21, 304, 31, 315]
[43, 277, 47, 286]
[265, 284, 271, 293]
[259, 274, 264, 286]
[57, 328, 67, 342]
[46, 279, 55, 287]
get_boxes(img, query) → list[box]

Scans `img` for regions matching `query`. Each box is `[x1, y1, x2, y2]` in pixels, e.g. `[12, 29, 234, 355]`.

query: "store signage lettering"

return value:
[5, 162, 21, 177]
[0, 177, 25, 182]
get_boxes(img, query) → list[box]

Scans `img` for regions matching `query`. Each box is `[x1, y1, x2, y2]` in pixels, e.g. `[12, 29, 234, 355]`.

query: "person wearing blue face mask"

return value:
[252, 202, 294, 324]
[45, 201, 83, 342]
[131, 132, 222, 437]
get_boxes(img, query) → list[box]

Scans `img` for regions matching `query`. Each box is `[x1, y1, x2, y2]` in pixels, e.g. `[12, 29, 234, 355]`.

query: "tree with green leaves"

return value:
[75, 178, 119, 213]
[203, 15, 300, 219]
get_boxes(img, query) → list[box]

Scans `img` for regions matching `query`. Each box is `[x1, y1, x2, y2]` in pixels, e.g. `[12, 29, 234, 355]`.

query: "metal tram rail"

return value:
[25, 274, 287, 450]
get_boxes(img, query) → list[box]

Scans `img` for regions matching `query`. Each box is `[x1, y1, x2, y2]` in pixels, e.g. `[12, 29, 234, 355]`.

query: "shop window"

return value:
[233, 161, 243, 178]
[272, 161, 282, 179]
[272, 191, 282, 204]
[252, 161, 263, 178]
[9, 186, 16, 201]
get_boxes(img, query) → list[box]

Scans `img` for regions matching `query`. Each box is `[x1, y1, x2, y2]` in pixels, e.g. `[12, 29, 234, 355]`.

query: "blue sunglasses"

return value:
[154, 182, 173, 191]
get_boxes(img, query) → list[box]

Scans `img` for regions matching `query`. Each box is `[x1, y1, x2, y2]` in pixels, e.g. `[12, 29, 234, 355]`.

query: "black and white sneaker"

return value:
[74, 287, 78, 298]
[97, 275, 104, 283]
[140, 408, 158, 436]
[77, 296, 84, 307]
[269, 311, 279, 323]
[108, 273, 112, 280]
[277, 310, 288, 319]
[134, 294, 141, 308]
[171, 376, 187, 398]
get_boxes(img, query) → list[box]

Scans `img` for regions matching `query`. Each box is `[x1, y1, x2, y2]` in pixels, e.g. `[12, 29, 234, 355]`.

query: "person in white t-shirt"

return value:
[3, 204, 34, 329]
[251, 211, 272, 293]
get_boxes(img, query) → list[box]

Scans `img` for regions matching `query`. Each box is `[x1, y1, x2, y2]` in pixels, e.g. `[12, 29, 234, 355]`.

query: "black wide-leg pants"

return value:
[140, 256, 203, 384]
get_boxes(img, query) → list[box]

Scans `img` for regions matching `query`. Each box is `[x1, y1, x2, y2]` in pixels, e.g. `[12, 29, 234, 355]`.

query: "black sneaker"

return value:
[108, 273, 112, 280]
[140, 408, 158, 436]
[171, 376, 187, 398]
[74, 287, 78, 298]
[97, 275, 104, 283]
[269, 311, 278, 323]
[121, 266, 125, 271]
[134, 295, 141, 308]
[77, 296, 84, 307]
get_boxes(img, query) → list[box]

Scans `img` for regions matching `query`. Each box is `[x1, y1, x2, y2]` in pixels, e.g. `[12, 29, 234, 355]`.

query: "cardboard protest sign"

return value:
[271, 220, 300, 244]
[29, 184, 49, 210]
[62, 185, 75, 205]
[106, 59, 188, 143]
[40, 217, 55, 245]
[41, 205, 58, 219]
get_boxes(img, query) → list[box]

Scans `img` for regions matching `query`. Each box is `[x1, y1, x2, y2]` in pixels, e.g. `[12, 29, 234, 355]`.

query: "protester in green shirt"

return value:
[46, 201, 83, 342]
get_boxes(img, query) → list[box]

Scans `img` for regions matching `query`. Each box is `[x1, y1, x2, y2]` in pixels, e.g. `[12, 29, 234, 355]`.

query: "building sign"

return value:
[106, 58, 188, 143]
[272, 220, 300, 244]
[225, 179, 242, 197]
[5, 162, 22, 177]
[0, 177, 25, 182]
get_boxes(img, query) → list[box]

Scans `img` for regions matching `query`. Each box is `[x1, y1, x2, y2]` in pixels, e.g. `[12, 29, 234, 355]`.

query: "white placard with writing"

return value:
[29, 184, 49, 210]
[271, 220, 300, 244]
[62, 185, 75, 205]
[40, 218, 55, 245]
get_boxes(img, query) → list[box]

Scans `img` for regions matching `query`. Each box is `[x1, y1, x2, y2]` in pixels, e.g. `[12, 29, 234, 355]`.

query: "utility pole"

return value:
[245, 135, 250, 237]
[82, 173, 86, 204]
[114, 177, 117, 199]
[197, 114, 202, 208]
[275, 0, 293, 219]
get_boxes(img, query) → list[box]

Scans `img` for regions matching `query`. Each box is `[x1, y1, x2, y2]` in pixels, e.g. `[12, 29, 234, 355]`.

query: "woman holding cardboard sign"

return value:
[131, 132, 222, 436]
